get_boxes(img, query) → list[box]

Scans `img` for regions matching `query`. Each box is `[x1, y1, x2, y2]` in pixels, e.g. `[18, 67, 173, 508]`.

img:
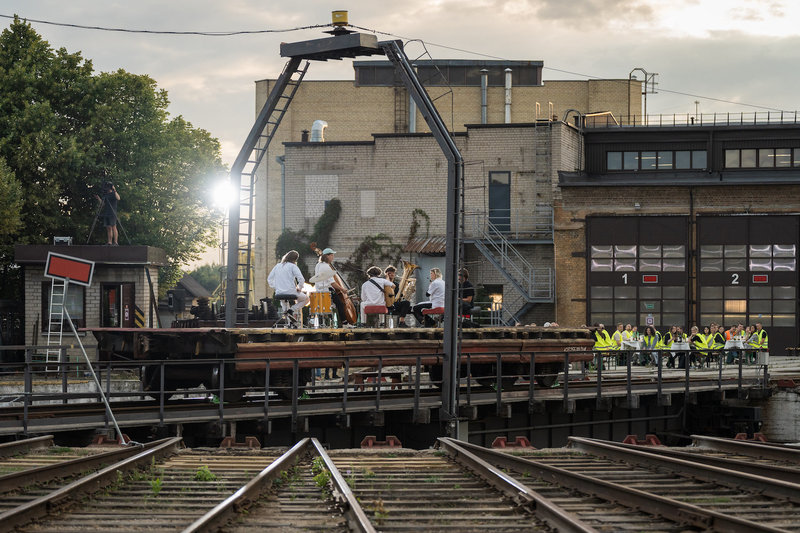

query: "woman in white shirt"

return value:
[267, 250, 308, 317]
[411, 268, 444, 326]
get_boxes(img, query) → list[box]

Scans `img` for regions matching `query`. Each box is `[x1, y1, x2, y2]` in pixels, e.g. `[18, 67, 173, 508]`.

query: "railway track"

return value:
[0, 433, 797, 531]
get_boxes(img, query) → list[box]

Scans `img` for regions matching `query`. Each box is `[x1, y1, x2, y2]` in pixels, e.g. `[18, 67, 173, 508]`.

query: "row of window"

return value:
[700, 244, 797, 272]
[725, 148, 800, 169]
[699, 285, 796, 327]
[607, 150, 707, 171]
[607, 148, 800, 171]
[590, 245, 686, 272]
[590, 285, 686, 330]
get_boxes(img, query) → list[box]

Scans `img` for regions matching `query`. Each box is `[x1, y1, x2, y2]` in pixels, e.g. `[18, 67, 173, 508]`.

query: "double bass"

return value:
[310, 242, 358, 325]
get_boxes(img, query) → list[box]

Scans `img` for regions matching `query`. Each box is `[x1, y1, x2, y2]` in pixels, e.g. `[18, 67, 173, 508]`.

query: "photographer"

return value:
[94, 181, 120, 246]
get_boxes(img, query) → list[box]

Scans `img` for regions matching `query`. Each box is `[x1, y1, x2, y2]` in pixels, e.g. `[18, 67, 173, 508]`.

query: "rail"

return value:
[0, 344, 770, 438]
[587, 111, 800, 128]
[463, 207, 554, 241]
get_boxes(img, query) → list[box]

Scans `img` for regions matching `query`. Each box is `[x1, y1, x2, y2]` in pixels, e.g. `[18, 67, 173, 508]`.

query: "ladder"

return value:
[45, 278, 66, 371]
[225, 57, 309, 326]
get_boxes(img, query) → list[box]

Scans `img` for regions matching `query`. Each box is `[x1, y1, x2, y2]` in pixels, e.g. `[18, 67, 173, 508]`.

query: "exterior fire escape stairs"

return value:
[470, 216, 554, 325]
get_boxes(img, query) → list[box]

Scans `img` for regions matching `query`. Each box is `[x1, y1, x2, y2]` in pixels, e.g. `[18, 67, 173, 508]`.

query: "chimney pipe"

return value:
[480, 69, 488, 124]
[301, 129, 309, 142]
[311, 120, 327, 142]
[504, 68, 512, 124]
[409, 64, 418, 133]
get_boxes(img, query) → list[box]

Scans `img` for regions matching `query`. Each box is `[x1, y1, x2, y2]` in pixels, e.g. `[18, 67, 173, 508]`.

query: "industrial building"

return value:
[252, 59, 641, 302]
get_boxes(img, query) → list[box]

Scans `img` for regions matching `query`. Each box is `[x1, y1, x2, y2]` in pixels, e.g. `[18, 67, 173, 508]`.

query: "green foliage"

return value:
[0, 158, 22, 237]
[149, 476, 162, 496]
[408, 208, 430, 244]
[371, 499, 388, 525]
[188, 263, 223, 293]
[0, 18, 225, 297]
[194, 465, 217, 482]
[274, 198, 342, 280]
[342, 233, 403, 288]
[311, 456, 326, 475]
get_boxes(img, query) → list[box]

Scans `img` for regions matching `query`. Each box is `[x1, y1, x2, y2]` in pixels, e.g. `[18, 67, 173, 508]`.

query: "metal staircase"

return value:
[471, 217, 553, 324]
[45, 278, 66, 370]
[225, 58, 309, 326]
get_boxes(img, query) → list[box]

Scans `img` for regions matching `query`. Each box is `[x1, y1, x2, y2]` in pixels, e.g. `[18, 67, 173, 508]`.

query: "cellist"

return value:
[315, 248, 351, 326]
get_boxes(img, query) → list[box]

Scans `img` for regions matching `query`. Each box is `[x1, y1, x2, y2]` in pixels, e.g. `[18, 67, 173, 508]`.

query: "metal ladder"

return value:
[225, 57, 309, 326]
[45, 278, 66, 371]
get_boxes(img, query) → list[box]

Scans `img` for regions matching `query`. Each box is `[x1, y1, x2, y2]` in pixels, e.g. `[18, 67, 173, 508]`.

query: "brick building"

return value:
[14, 245, 166, 359]
[282, 121, 582, 325]
[559, 119, 800, 354]
[252, 59, 641, 301]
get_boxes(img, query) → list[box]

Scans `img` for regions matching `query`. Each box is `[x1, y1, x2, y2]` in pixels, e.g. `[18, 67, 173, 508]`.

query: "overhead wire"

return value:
[0, 13, 328, 36]
[2, 13, 790, 112]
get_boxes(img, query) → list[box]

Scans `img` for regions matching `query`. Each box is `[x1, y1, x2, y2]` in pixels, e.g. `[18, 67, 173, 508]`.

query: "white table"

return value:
[621, 340, 641, 350]
[671, 341, 690, 351]
[724, 339, 744, 350]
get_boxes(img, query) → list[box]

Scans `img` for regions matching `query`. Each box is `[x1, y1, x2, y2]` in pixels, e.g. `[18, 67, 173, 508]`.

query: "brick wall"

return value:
[253, 76, 639, 301]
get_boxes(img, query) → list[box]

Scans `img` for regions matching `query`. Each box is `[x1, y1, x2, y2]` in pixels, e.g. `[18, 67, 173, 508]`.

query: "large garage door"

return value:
[587, 216, 689, 331]
[697, 215, 798, 355]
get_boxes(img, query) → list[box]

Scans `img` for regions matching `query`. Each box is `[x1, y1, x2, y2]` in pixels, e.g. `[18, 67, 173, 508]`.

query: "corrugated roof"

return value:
[403, 236, 447, 255]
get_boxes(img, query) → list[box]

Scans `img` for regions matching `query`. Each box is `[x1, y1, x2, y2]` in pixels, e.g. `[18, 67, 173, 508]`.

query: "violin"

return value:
[310, 242, 358, 325]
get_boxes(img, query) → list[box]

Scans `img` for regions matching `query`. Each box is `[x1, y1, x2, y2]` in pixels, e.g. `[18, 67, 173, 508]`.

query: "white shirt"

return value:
[360, 277, 394, 307]
[314, 262, 336, 291]
[427, 278, 445, 308]
[267, 262, 304, 295]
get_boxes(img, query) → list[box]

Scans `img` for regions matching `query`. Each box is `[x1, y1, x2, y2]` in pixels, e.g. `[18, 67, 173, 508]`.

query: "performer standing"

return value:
[384, 265, 411, 327]
[267, 250, 308, 319]
[315, 248, 350, 326]
[412, 268, 445, 326]
[94, 181, 120, 246]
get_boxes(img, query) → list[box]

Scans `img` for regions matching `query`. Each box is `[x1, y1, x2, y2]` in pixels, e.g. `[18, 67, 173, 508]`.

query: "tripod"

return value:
[86, 192, 131, 245]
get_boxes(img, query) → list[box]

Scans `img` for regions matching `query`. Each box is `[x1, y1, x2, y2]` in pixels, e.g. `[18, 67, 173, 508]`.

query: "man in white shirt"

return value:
[411, 268, 445, 327]
[267, 250, 308, 318]
[360, 266, 394, 326]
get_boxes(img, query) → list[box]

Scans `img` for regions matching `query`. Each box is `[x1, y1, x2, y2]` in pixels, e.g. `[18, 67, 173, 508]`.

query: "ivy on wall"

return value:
[274, 198, 342, 280]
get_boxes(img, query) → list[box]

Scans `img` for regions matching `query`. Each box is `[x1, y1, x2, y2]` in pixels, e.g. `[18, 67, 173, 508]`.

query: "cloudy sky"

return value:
[3, 0, 799, 168]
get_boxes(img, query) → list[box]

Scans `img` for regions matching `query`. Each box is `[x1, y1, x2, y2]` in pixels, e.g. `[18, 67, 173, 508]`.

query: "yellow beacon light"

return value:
[331, 10, 348, 27]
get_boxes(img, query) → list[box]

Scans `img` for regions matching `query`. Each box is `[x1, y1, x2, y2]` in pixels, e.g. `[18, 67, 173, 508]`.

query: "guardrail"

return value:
[587, 111, 800, 128]
[464, 208, 554, 241]
[0, 345, 768, 437]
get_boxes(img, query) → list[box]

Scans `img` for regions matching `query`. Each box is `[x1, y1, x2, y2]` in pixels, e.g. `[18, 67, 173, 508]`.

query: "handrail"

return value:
[587, 111, 800, 128]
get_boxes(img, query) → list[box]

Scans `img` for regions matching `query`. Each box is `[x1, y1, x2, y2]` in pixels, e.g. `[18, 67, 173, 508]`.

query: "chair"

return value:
[364, 305, 391, 328]
[422, 306, 445, 327]
[275, 294, 298, 328]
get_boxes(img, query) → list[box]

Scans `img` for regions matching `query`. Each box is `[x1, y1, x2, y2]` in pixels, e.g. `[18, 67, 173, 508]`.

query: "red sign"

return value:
[753, 274, 768, 283]
[45, 252, 95, 286]
[642, 274, 659, 283]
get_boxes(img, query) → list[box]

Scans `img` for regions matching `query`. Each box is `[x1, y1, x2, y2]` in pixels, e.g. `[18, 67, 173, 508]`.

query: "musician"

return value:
[360, 266, 394, 326]
[315, 248, 349, 326]
[384, 265, 411, 327]
[412, 268, 445, 327]
[267, 250, 308, 319]
[458, 268, 475, 317]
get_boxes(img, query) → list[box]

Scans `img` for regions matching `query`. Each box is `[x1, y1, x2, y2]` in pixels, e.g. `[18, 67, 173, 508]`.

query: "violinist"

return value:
[315, 248, 350, 326]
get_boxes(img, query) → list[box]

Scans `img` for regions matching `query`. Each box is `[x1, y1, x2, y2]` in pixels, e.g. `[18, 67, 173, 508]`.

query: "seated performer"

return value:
[384, 265, 411, 327]
[267, 250, 308, 322]
[458, 268, 474, 317]
[360, 266, 394, 326]
[411, 268, 445, 327]
[315, 248, 350, 326]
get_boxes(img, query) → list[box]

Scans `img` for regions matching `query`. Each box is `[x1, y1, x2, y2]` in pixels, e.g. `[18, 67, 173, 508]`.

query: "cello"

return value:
[310, 242, 358, 325]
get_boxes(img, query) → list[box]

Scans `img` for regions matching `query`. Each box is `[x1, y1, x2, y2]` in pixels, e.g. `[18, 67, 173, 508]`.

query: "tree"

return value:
[0, 158, 22, 237]
[0, 17, 225, 294]
[189, 264, 223, 294]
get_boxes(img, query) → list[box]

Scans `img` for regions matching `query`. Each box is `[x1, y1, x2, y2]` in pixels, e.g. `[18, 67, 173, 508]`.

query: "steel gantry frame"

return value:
[224, 31, 464, 433]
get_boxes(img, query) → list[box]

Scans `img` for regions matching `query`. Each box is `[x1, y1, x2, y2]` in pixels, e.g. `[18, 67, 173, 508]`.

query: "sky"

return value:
[2, 0, 799, 264]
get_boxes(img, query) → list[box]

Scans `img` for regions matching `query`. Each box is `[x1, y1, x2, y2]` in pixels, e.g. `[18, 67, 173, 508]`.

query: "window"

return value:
[41, 283, 85, 329]
[607, 150, 706, 171]
[607, 152, 622, 170]
[725, 147, 800, 168]
[701, 244, 795, 272]
[701, 285, 795, 328]
[591, 244, 685, 272]
[590, 285, 685, 329]
[101, 283, 136, 328]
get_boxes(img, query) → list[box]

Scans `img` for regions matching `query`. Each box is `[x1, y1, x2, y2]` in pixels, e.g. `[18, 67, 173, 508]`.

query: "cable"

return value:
[348, 23, 791, 113]
[0, 13, 328, 36]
